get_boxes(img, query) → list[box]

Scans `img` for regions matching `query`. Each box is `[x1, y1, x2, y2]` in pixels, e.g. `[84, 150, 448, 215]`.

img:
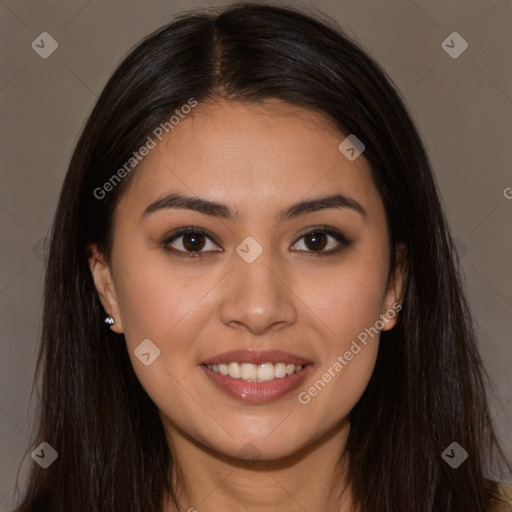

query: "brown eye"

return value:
[181, 232, 207, 252]
[291, 226, 352, 255]
[303, 231, 328, 251]
[163, 227, 221, 257]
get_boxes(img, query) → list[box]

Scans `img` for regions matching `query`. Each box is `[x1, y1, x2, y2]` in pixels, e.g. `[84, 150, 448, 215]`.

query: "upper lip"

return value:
[201, 349, 312, 366]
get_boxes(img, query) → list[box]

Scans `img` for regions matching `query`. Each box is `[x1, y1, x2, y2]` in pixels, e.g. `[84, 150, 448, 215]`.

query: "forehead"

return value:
[116, 98, 383, 223]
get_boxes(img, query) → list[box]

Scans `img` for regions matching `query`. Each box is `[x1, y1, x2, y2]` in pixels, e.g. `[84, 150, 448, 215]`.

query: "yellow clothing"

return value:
[494, 482, 512, 511]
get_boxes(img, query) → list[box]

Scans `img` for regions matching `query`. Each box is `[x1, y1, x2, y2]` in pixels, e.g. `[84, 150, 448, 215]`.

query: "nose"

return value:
[219, 246, 298, 335]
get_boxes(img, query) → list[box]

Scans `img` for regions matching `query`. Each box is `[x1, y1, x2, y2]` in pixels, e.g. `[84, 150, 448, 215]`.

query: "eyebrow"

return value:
[141, 192, 367, 222]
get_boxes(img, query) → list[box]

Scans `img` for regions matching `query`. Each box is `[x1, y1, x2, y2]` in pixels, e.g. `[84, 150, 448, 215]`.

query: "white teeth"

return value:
[257, 363, 274, 381]
[273, 362, 287, 378]
[228, 362, 241, 379]
[240, 363, 258, 380]
[206, 362, 306, 381]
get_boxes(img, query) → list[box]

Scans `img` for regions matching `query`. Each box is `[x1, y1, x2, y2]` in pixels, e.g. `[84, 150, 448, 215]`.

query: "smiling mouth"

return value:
[200, 349, 314, 402]
[204, 362, 307, 382]
[201, 362, 314, 403]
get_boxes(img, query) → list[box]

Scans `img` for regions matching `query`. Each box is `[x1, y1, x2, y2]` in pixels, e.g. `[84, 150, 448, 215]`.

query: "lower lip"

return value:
[201, 364, 313, 403]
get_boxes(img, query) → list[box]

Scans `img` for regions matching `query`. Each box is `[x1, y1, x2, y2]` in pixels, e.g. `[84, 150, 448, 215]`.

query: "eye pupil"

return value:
[304, 231, 327, 251]
[183, 233, 206, 252]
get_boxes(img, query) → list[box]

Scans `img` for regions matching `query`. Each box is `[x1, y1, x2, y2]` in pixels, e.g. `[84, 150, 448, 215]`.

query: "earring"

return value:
[104, 314, 115, 326]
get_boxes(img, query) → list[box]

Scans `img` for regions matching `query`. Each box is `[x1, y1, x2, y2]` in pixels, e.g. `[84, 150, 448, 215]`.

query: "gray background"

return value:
[1, 0, 511, 508]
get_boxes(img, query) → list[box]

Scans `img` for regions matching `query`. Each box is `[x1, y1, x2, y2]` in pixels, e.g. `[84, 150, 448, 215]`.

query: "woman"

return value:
[12, 3, 512, 511]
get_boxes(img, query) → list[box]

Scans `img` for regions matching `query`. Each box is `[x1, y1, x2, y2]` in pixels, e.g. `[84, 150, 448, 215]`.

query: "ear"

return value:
[380, 242, 407, 331]
[86, 242, 124, 334]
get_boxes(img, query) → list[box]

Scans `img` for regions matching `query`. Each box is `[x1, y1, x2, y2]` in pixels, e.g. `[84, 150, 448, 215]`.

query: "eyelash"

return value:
[162, 225, 353, 260]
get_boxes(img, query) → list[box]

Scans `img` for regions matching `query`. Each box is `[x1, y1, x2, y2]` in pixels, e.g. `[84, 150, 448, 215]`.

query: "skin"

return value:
[88, 98, 406, 512]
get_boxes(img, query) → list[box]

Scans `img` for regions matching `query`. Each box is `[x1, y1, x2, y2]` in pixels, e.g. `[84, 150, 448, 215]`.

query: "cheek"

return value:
[293, 244, 387, 414]
[111, 250, 225, 410]
[295, 263, 385, 423]
[111, 255, 211, 423]
[301, 255, 389, 342]
[297, 342, 379, 438]
[113, 249, 214, 347]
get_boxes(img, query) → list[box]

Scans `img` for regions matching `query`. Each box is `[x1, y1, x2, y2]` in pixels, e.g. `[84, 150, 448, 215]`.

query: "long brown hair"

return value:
[12, 3, 511, 511]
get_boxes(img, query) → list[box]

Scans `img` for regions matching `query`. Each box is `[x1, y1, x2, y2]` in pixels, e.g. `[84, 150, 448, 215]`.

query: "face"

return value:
[88, 98, 405, 461]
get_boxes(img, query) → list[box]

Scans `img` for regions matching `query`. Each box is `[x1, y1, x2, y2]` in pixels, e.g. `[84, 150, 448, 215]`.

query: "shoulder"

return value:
[493, 481, 512, 512]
